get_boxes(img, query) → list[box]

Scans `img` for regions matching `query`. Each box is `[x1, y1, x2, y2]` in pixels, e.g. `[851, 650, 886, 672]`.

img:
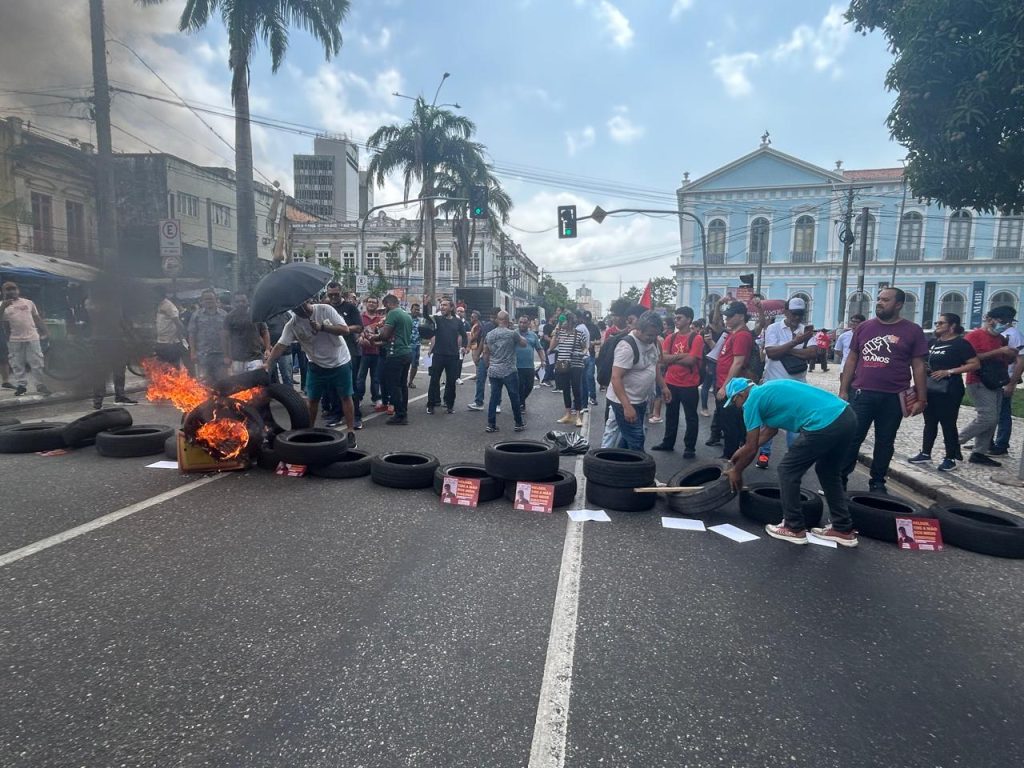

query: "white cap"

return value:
[788, 297, 806, 312]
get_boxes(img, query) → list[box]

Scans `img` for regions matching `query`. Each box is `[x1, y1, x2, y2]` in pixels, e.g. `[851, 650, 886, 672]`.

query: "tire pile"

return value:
[0, 408, 176, 459]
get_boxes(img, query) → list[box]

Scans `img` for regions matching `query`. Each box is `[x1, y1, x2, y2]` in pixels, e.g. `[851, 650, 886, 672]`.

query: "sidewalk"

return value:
[0, 372, 149, 411]
[809, 368, 1024, 515]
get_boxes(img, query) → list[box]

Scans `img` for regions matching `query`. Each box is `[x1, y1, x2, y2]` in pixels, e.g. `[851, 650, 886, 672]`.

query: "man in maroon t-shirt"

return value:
[714, 301, 755, 459]
[839, 287, 928, 492]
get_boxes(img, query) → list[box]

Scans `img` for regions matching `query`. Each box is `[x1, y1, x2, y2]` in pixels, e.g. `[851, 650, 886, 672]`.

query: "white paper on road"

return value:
[567, 509, 611, 522]
[806, 532, 839, 548]
[708, 523, 759, 543]
[537, 366, 547, 382]
[661, 517, 706, 531]
[146, 460, 179, 469]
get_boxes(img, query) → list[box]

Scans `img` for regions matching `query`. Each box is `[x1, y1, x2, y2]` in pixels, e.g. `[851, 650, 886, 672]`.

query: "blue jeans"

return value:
[355, 354, 381, 403]
[759, 428, 797, 457]
[583, 356, 597, 403]
[269, 355, 293, 387]
[488, 372, 522, 427]
[993, 393, 1013, 450]
[474, 357, 489, 406]
[610, 400, 648, 451]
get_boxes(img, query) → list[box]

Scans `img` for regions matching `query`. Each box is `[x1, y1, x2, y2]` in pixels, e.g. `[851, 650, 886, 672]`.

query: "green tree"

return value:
[539, 274, 576, 316]
[621, 285, 642, 305]
[847, 0, 1024, 213]
[436, 166, 513, 287]
[651, 277, 677, 308]
[367, 98, 486, 306]
[139, 0, 351, 289]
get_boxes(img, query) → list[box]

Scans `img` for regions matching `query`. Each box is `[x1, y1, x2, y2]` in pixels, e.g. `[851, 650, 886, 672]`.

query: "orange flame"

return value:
[143, 358, 211, 413]
[231, 386, 263, 403]
[195, 418, 250, 460]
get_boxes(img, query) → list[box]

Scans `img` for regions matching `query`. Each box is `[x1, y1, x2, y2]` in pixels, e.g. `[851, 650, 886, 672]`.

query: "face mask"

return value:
[994, 322, 1010, 334]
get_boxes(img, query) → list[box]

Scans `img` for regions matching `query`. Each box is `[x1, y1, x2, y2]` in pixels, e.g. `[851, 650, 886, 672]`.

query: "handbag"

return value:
[926, 375, 950, 394]
[780, 354, 808, 375]
[979, 360, 1010, 390]
[554, 360, 571, 374]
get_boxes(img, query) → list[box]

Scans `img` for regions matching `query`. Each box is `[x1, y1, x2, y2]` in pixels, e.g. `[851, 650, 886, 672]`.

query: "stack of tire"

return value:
[259, 427, 373, 479]
[432, 463, 505, 503]
[484, 440, 577, 508]
[0, 409, 173, 459]
[583, 448, 657, 512]
[664, 460, 737, 516]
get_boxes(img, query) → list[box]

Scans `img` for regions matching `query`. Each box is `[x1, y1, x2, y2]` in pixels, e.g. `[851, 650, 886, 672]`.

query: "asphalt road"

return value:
[1, 367, 1022, 767]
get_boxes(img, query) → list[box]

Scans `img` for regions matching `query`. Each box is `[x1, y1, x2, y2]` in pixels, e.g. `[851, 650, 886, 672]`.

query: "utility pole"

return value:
[88, 0, 118, 267]
[856, 206, 870, 297]
[835, 187, 856, 326]
[206, 198, 215, 282]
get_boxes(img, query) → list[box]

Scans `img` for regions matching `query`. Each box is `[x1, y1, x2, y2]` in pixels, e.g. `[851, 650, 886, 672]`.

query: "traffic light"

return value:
[557, 205, 577, 239]
[469, 185, 488, 219]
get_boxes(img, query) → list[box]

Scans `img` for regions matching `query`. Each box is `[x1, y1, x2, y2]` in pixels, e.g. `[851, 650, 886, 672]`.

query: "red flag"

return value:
[639, 280, 653, 309]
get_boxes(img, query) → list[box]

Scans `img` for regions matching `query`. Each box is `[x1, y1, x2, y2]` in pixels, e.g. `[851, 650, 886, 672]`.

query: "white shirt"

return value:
[1003, 326, 1024, 377]
[606, 332, 660, 406]
[834, 329, 855, 369]
[575, 322, 591, 347]
[279, 304, 351, 368]
[762, 320, 809, 382]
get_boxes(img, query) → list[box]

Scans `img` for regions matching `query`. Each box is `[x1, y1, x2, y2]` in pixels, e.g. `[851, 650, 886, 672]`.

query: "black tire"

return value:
[371, 451, 440, 489]
[847, 492, 927, 542]
[62, 407, 133, 448]
[0, 422, 68, 453]
[310, 449, 374, 479]
[214, 369, 271, 396]
[434, 463, 506, 503]
[586, 480, 656, 512]
[665, 460, 736, 516]
[256, 443, 284, 471]
[0, 417, 20, 427]
[932, 504, 1024, 559]
[95, 424, 175, 458]
[582, 448, 656, 488]
[164, 433, 179, 460]
[274, 428, 351, 467]
[261, 383, 311, 438]
[484, 440, 560, 481]
[503, 468, 578, 508]
[738, 482, 824, 527]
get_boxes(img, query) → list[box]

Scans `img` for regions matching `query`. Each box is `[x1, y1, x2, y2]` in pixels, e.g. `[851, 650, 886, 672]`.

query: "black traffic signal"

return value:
[557, 205, 577, 239]
[469, 185, 488, 219]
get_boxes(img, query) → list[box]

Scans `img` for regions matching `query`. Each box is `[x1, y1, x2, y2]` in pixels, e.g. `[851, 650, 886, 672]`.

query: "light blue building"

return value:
[673, 139, 1024, 330]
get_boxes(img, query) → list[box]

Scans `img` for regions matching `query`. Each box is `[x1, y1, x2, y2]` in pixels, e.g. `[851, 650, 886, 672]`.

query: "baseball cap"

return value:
[724, 377, 753, 408]
[787, 297, 806, 313]
[723, 300, 748, 318]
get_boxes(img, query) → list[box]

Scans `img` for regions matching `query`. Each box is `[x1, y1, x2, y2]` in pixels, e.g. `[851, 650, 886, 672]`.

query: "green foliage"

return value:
[847, 0, 1024, 213]
[650, 277, 677, 308]
[621, 286, 642, 304]
[539, 274, 576, 315]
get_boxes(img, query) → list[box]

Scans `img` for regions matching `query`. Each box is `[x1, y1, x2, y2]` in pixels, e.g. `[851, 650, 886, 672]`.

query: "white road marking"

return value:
[528, 409, 589, 768]
[0, 474, 226, 569]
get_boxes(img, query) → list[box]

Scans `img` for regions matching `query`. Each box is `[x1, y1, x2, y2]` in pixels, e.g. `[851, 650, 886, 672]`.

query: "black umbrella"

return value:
[250, 262, 334, 322]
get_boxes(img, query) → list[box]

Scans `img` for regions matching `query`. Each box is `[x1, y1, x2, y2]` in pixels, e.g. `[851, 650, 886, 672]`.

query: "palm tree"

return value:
[436, 167, 512, 288]
[366, 98, 484, 309]
[138, 0, 350, 293]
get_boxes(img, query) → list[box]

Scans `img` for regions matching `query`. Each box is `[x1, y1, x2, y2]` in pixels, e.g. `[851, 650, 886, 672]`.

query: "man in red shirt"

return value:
[651, 306, 704, 457]
[714, 300, 755, 459]
[959, 306, 1020, 466]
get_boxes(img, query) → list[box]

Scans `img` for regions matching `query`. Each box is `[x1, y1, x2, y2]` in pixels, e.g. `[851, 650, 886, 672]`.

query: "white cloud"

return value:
[305, 65, 404, 144]
[565, 126, 596, 156]
[669, 0, 695, 20]
[595, 1, 634, 48]
[711, 52, 760, 98]
[606, 106, 644, 143]
[359, 26, 392, 52]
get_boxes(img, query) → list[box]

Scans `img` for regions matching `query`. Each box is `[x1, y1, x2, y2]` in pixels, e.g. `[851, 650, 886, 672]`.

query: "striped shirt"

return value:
[554, 328, 587, 367]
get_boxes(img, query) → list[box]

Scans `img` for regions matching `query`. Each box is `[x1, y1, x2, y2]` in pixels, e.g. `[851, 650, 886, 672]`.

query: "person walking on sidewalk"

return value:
[1, 281, 52, 397]
[483, 311, 526, 433]
[426, 299, 468, 415]
[552, 311, 587, 426]
[958, 305, 1021, 466]
[651, 307, 703, 458]
[990, 315, 1024, 456]
[839, 287, 928, 493]
[724, 378, 859, 547]
[908, 313, 978, 472]
[375, 294, 413, 425]
[515, 314, 545, 413]
[607, 311, 666, 451]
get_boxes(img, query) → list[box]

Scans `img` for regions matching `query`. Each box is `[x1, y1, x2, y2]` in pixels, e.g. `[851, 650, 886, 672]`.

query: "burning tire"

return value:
[586, 480, 656, 513]
[261, 383, 312, 438]
[310, 449, 374, 479]
[63, 407, 133, 449]
[0, 422, 67, 453]
[847, 492, 927, 543]
[214, 369, 271, 397]
[274, 428, 351, 467]
[502, 469, 578, 508]
[96, 425, 175, 458]
[739, 483, 824, 528]
[484, 440, 560, 481]
[583, 448, 656, 488]
[182, 397, 265, 462]
[433, 463, 505, 502]
[371, 452, 439, 489]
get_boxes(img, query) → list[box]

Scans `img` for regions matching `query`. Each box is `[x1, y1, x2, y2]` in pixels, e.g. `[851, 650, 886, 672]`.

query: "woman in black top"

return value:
[908, 313, 980, 471]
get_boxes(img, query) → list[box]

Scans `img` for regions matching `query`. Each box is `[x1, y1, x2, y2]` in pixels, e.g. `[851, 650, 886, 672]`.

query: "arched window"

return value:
[897, 212, 923, 260]
[749, 217, 770, 264]
[996, 216, 1023, 259]
[848, 292, 870, 318]
[989, 291, 1018, 311]
[707, 219, 727, 264]
[793, 216, 815, 262]
[791, 291, 812, 318]
[900, 291, 917, 323]
[945, 211, 972, 259]
[940, 291, 966, 318]
[854, 212, 876, 259]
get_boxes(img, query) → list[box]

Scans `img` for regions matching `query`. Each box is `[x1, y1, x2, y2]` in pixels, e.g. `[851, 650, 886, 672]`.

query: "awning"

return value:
[0, 249, 101, 283]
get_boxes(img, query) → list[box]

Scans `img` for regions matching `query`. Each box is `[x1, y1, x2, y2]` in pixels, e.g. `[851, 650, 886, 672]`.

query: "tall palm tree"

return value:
[138, 0, 350, 292]
[436, 167, 512, 288]
[367, 97, 483, 308]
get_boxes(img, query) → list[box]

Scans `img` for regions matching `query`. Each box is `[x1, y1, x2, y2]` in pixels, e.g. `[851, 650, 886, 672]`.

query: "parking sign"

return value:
[159, 219, 182, 258]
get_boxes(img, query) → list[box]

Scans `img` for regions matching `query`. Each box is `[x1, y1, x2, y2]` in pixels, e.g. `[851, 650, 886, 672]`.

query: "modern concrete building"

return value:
[575, 284, 603, 319]
[293, 136, 373, 221]
[673, 139, 1024, 330]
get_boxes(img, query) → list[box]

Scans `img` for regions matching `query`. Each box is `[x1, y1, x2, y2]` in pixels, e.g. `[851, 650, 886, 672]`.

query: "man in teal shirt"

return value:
[375, 294, 414, 425]
[724, 377, 859, 547]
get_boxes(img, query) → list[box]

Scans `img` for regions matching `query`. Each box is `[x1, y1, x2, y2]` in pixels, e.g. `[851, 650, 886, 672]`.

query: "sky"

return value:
[0, 0, 902, 310]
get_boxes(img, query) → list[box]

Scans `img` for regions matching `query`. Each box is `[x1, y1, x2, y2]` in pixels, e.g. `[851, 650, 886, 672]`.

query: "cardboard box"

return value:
[176, 431, 248, 473]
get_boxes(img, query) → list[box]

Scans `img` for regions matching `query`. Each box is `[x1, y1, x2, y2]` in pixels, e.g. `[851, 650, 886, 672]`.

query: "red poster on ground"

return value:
[275, 462, 307, 477]
[440, 475, 481, 507]
[513, 482, 555, 513]
[895, 517, 944, 551]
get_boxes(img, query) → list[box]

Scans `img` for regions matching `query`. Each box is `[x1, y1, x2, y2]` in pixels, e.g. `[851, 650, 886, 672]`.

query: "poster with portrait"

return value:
[512, 482, 555, 514]
[440, 475, 481, 508]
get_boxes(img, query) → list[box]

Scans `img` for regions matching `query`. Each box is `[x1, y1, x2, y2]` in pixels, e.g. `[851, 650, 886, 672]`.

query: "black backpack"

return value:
[596, 331, 640, 387]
